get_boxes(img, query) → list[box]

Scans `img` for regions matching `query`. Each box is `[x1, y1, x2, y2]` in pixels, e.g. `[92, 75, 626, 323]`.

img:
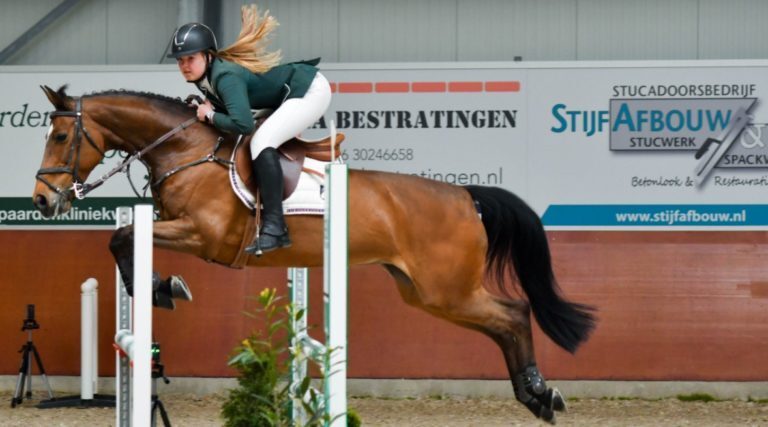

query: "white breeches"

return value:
[250, 72, 332, 159]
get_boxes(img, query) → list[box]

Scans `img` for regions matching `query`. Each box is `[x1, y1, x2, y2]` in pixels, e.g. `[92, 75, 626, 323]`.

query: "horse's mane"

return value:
[56, 85, 193, 116]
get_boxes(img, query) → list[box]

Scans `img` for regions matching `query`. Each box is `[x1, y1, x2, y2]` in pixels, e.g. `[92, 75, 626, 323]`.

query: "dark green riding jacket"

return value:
[199, 57, 320, 134]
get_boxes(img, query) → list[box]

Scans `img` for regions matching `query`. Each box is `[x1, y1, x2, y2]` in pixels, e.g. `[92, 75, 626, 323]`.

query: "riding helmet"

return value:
[167, 23, 218, 58]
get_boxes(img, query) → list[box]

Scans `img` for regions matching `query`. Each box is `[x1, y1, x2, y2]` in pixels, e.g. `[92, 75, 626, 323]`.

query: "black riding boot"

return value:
[245, 148, 292, 255]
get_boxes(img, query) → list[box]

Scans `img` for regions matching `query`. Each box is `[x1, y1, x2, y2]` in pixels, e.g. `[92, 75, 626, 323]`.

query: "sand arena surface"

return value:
[2, 391, 768, 426]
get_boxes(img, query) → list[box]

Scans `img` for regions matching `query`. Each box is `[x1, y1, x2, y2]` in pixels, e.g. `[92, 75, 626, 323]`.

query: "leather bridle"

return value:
[36, 97, 197, 200]
[36, 97, 105, 200]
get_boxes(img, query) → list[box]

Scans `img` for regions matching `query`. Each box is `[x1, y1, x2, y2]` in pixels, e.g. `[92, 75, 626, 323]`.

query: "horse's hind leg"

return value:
[109, 225, 192, 310]
[388, 260, 563, 424]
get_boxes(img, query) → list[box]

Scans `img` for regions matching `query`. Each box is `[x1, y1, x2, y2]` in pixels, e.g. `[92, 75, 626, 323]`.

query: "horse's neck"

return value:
[94, 102, 201, 165]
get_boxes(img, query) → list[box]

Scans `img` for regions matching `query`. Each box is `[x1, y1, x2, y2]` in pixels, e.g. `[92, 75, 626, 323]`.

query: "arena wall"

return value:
[1, 230, 766, 381]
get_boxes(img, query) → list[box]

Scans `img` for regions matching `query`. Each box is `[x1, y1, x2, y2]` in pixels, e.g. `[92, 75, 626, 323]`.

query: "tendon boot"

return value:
[244, 148, 292, 255]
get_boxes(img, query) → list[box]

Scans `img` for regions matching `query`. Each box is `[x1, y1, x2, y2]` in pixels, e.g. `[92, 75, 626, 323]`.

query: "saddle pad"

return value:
[229, 149, 327, 216]
[283, 157, 327, 215]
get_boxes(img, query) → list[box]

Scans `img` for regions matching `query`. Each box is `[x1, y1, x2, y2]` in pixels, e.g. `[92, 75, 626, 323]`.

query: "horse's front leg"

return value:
[109, 217, 197, 310]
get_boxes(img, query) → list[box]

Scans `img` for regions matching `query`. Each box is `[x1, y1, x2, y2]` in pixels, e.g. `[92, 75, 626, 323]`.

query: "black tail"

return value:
[465, 185, 596, 353]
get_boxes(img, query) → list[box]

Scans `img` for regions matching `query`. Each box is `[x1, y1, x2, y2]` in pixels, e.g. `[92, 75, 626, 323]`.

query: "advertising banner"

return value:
[2, 61, 768, 229]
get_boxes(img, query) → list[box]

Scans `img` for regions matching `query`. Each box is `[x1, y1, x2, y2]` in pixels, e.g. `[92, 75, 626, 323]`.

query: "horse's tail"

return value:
[464, 185, 596, 354]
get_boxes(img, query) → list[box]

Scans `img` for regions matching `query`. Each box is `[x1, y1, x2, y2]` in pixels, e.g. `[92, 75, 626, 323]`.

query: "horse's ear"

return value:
[40, 84, 70, 111]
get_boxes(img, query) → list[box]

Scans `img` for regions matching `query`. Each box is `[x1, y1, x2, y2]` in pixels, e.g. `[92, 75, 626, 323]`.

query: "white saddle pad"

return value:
[229, 147, 328, 216]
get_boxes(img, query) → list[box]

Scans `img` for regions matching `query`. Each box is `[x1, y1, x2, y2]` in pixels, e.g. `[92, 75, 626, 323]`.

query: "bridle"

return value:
[36, 97, 197, 200]
[36, 97, 105, 200]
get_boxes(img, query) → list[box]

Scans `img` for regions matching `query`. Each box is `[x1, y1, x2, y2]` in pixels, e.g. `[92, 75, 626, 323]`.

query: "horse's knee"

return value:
[109, 226, 133, 256]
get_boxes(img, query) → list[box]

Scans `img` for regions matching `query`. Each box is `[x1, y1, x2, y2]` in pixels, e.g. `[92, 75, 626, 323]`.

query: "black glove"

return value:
[184, 94, 204, 106]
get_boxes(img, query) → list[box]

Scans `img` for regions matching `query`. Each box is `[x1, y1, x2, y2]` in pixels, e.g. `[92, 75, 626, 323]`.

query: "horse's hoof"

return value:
[551, 388, 567, 412]
[169, 275, 193, 301]
[539, 406, 556, 425]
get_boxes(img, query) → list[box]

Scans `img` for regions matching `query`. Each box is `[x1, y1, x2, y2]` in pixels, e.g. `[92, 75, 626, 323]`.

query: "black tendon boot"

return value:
[245, 148, 292, 255]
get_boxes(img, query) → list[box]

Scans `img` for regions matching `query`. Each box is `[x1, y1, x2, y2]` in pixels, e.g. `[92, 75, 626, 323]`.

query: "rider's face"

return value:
[176, 52, 207, 82]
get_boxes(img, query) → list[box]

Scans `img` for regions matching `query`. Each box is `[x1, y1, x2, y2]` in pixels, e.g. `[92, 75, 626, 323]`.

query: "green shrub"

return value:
[221, 288, 360, 426]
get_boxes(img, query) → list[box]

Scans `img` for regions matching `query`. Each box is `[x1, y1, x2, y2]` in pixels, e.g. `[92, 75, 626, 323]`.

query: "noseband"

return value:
[36, 97, 198, 200]
[36, 97, 106, 200]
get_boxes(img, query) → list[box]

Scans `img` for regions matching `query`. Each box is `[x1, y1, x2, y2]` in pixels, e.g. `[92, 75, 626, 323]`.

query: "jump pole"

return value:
[113, 205, 153, 427]
[289, 162, 348, 426]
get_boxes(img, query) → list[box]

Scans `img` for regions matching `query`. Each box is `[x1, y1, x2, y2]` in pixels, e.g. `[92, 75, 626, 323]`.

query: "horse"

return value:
[32, 85, 595, 424]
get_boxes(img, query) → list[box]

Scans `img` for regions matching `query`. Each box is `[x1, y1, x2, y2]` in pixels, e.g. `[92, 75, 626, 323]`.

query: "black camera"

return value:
[22, 304, 40, 331]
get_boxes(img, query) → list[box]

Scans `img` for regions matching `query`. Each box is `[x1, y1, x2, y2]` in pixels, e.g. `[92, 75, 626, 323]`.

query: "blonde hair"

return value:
[215, 5, 282, 73]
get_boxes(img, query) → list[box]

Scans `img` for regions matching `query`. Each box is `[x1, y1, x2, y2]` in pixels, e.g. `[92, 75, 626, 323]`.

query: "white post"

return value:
[132, 204, 153, 426]
[115, 207, 132, 427]
[324, 163, 348, 427]
[92, 281, 99, 395]
[288, 163, 349, 427]
[289, 267, 309, 426]
[80, 278, 98, 400]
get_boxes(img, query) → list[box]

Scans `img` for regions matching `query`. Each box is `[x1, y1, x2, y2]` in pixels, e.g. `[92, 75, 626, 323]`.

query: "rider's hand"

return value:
[185, 94, 203, 106]
[196, 100, 214, 123]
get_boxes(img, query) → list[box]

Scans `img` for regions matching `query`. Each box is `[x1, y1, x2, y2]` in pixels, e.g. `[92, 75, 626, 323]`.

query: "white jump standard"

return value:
[289, 162, 349, 427]
[113, 205, 154, 427]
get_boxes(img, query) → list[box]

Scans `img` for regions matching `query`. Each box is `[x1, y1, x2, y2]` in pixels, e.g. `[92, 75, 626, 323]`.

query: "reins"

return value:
[36, 96, 199, 200]
[87, 116, 198, 198]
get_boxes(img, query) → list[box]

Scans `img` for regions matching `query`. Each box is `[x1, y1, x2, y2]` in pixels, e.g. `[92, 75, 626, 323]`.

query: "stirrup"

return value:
[244, 232, 292, 256]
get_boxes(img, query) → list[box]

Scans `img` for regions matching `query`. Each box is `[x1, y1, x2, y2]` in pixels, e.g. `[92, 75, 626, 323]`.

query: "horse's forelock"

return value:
[56, 84, 69, 99]
[53, 84, 74, 111]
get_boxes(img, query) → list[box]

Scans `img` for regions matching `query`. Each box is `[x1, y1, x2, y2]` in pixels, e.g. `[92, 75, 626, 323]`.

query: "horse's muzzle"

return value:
[33, 192, 70, 218]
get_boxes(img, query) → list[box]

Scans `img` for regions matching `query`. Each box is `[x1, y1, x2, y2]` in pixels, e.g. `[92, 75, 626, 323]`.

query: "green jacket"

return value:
[200, 57, 320, 134]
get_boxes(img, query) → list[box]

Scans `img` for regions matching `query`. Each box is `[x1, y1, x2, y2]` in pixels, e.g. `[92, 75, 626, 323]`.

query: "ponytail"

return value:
[215, 4, 282, 74]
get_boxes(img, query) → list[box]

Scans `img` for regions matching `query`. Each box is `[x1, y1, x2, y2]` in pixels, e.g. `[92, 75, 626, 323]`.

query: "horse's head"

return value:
[33, 85, 109, 217]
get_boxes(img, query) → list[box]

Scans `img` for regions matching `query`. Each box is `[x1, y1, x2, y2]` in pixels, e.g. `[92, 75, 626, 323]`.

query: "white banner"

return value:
[3, 61, 768, 229]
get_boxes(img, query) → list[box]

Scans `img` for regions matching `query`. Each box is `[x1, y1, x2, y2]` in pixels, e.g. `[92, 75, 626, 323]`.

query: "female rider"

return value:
[167, 5, 332, 255]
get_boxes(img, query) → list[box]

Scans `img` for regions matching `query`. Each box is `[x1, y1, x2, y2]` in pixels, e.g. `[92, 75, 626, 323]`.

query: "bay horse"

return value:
[32, 85, 594, 424]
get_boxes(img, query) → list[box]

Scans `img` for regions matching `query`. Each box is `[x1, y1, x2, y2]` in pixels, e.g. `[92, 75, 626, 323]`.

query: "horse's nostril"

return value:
[34, 194, 48, 208]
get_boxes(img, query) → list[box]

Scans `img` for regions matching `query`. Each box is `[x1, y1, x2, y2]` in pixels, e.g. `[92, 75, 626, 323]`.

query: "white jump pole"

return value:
[115, 207, 132, 426]
[114, 205, 153, 427]
[324, 162, 348, 427]
[80, 278, 98, 400]
[132, 205, 153, 426]
[289, 161, 348, 427]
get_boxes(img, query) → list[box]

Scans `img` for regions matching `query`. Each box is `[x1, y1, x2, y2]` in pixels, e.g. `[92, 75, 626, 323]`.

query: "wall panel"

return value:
[577, 0, 698, 60]
[106, 0, 178, 65]
[699, 0, 768, 59]
[1, 231, 767, 381]
[338, 0, 457, 62]
[458, 0, 577, 61]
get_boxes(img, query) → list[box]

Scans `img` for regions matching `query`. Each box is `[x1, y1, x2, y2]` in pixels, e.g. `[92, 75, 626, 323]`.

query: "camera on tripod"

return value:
[11, 304, 54, 407]
[22, 304, 40, 331]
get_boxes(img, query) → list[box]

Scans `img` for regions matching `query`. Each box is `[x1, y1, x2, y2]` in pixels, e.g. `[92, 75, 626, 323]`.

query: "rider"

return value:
[167, 5, 332, 254]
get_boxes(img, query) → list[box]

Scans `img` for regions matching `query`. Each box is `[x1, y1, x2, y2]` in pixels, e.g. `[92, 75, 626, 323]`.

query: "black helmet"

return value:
[167, 23, 218, 58]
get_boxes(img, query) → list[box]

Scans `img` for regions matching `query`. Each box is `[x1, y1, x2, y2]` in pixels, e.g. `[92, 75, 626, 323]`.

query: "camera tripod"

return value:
[11, 305, 54, 407]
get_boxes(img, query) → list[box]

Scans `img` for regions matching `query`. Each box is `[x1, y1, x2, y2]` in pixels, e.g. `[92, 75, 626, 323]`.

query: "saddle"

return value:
[233, 132, 345, 200]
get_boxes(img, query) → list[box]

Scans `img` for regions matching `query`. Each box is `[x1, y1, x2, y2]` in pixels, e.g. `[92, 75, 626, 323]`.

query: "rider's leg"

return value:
[245, 72, 331, 254]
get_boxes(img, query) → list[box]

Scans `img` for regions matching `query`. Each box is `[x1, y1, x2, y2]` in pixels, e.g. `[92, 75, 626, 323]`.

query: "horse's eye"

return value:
[55, 133, 67, 142]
